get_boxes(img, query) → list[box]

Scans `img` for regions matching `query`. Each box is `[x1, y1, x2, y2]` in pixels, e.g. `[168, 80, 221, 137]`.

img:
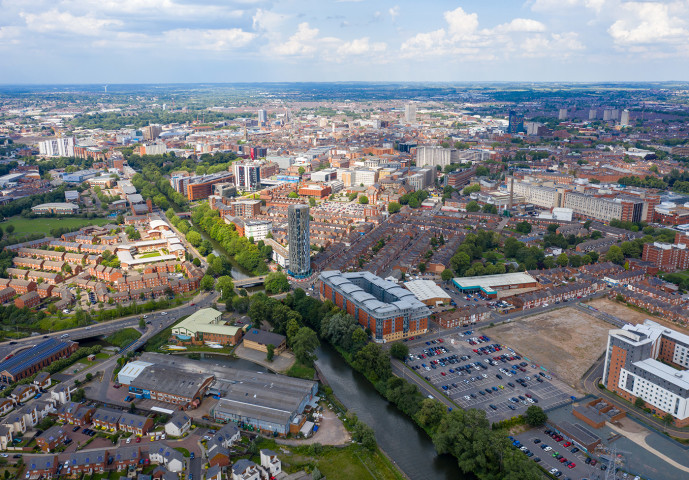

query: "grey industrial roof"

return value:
[243, 329, 286, 346]
[129, 364, 212, 399]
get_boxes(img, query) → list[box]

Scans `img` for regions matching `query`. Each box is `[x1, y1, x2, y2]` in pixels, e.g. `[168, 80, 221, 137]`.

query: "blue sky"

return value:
[1, 0, 688, 83]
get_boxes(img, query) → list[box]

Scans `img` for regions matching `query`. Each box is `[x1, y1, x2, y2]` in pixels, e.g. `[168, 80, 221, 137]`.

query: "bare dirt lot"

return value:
[587, 297, 689, 332]
[487, 307, 611, 389]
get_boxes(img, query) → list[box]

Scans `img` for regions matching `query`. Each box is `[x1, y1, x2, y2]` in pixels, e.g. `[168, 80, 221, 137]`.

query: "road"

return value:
[391, 358, 457, 411]
[62, 291, 218, 402]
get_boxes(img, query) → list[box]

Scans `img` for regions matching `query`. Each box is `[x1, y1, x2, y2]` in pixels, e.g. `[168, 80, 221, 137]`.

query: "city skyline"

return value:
[1, 1, 689, 83]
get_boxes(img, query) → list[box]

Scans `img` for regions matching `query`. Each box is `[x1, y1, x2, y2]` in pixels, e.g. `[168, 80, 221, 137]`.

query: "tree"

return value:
[200, 275, 215, 291]
[390, 343, 409, 361]
[556, 253, 569, 267]
[388, 202, 401, 214]
[359, 195, 369, 204]
[312, 467, 323, 480]
[291, 327, 320, 365]
[286, 318, 300, 344]
[525, 405, 547, 426]
[482, 203, 497, 214]
[547, 223, 560, 234]
[309, 197, 316, 207]
[634, 397, 645, 408]
[441, 269, 453, 282]
[298, 166, 305, 176]
[264, 272, 290, 294]
[662, 413, 674, 426]
[186, 230, 202, 247]
[352, 422, 377, 451]
[465, 201, 480, 212]
[418, 262, 426, 273]
[139, 318, 146, 329]
[605, 245, 625, 265]
[215, 276, 235, 300]
[287, 191, 299, 199]
[5, 225, 14, 235]
[266, 344, 275, 362]
[515, 221, 532, 234]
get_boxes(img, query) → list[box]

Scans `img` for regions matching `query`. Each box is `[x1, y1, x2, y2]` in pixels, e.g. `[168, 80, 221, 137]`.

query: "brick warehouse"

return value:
[0, 339, 78, 382]
[318, 270, 429, 342]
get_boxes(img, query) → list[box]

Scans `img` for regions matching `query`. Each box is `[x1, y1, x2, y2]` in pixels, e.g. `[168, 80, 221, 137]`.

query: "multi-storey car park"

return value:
[603, 319, 689, 426]
[318, 270, 429, 342]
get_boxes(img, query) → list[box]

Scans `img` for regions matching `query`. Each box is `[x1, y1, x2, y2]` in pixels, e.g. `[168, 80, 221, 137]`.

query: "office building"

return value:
[319, 270, 430, 342]
[142, 125, 162, 141]
[171, 308, 243, 346]
[186, 172, 235, 201]
[258, 109, 267, 124]
[603, 320, 689, 426]
[234, 162, 262, 191]
[398, 142, 417, 153]
[404, 103, 417, 123]
[288, 204, 310, 278]
[31, 203, 79, 215]
[38, 137, 75, 157]
[620, 109, 630, 127]
[507, 111, 525, 134]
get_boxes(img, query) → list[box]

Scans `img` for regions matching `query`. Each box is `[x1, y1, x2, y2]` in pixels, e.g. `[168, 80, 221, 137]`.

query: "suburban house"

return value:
[260, 449, 282, 478]
[112, 446, 142, 471]
[24, 455, 59, 478]
[117, 412, 153, 436]
[50, 384, 71, 404]
[33, 372, 51, 390]
[164, 411, 191, 437]
[148, 445, 185, 473]
[36, 425, 68, 452]
[66, 450, 108, 475]
[91, 407, 122, 432]
[231, 459, 262, 480]
[57, 403, 94, 425]
[0, 425, 13, 451]
[206, 423, 241, 467]
[11, 383, 39, 404]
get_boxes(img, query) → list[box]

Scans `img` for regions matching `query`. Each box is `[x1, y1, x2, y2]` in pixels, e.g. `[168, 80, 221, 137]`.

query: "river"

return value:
[192, 340, 467, 479]
[316, 343, 469, 480]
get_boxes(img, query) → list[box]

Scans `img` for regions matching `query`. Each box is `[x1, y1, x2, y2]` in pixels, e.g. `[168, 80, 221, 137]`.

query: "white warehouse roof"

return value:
[404, 280, 451, 302]
[117, 360, 153, 385]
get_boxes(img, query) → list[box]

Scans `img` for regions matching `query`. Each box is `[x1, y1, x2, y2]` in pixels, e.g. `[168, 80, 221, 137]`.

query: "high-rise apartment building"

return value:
[233, 162, 262, 191]
[620, 109, 630, 127]
[258, 109, 267, 124]
[416, 146, 459, 168]
[558, 108, 568, 120]
[143, 125, 163, 141]
[288, 204, 310, 278]
[603, 320, 689, 426]
[38, 137, 75, 157]
[507, 111, 525, 133]
[404, 103, 417, 123]
[589, 109, 597, 120]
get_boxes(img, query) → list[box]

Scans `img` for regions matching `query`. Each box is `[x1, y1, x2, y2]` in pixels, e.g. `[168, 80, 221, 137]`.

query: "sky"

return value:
[1, 0, 688, 84]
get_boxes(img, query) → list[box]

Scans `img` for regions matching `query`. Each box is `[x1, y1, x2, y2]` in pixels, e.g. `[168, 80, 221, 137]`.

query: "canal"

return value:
[316, 343, 469, 480]
[196, 229, 253, 281]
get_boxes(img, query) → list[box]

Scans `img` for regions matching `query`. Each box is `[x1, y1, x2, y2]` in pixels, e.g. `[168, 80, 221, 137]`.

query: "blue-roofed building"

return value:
[117, 412, 153, 436]
[62, 169, 99, 183]
[149, 445, 185, 472]
[25, 454, 58, 477]
[0, 338, 78, 382]
[67, 449, 108, 475]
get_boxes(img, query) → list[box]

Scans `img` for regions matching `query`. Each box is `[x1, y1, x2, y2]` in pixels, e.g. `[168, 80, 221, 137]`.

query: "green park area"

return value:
[255, 438, 404, 480]
[0, 215, 111, 236]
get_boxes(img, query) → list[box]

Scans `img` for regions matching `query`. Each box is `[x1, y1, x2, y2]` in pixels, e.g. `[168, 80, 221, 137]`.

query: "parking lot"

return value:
[514, 428, 626, 480]
[405, 331, 578, 421]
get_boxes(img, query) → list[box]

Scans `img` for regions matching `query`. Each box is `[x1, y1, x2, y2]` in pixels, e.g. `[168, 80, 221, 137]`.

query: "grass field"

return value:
[286, 362, 316, 380]
[105, 328, 142, 349]
[255, 438, 404, 480]
[0, 215, 111, 236]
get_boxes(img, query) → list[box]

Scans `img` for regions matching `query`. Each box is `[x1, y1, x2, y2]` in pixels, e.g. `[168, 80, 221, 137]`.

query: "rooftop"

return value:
[404, 279, 451, 302]
[171, 308, 241, 338]
[452, 272, 537, 294]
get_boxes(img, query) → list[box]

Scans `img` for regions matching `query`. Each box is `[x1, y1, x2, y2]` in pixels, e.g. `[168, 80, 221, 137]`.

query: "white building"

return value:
[260, 449, 282, 477]
[243, 220, 272, 241]
[164, 412, 191, 437]
[404, 103, 417, 123]
[38, 137, 75, 157]
[416, 146, 458, 168]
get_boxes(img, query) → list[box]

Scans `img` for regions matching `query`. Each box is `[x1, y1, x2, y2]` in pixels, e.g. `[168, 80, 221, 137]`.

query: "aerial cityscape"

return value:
[3, 2, 689, 480]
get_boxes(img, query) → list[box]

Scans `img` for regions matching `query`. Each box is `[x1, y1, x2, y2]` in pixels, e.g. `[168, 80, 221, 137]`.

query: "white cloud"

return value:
[389, 5, 400, 20]
[20, 9, 123, 36]
[163, 28, 256, 50]
[272, 22, 320, 56]
[401, 6, 577, 60]
[443, 7, 479, 39]
[489, 18, 546, 34]
[60, 0, 245, 19]
[608, 2, 688, 45]
[530, 0, 608, 12]
[337, 37, 386, 56]
[253, 8, 290, 31]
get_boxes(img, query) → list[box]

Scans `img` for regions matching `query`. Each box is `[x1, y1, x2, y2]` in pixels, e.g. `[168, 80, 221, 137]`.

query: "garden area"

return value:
[105, 328, 142, 349]
[0, 215, 110, 236]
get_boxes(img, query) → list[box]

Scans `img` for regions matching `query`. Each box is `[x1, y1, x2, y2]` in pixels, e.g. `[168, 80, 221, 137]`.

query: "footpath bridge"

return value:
[234, 275, 268, 288]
